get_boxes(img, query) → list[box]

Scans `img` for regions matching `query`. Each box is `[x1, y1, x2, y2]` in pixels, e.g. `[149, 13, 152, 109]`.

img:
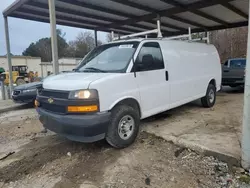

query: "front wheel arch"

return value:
[109, 98, 141, 118]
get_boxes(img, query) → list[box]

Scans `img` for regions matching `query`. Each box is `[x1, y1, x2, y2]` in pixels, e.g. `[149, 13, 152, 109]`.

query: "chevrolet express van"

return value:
[36, 39, 221, 148]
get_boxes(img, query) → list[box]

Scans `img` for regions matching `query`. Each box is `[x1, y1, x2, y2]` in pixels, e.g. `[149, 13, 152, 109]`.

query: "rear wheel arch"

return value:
[209, 79, 216, 88]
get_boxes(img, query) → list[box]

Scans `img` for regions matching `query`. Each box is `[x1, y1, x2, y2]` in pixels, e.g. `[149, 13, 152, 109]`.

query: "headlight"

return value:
[22, 88, 37, 93]
[69, 89, 98, 99]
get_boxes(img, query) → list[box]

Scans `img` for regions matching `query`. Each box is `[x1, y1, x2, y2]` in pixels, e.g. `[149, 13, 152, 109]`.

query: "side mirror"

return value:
[136, 54, 154, 71]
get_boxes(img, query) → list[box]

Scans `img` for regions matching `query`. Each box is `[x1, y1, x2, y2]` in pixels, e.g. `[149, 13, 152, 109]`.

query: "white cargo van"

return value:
[36, 38, 221, 148]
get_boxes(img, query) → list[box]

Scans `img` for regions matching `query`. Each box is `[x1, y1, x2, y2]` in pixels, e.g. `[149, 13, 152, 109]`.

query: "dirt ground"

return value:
[0, 87, 249, 188]
[142, 87, 244, 163]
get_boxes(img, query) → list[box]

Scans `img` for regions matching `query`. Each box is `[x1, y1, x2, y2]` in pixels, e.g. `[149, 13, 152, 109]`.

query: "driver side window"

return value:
[135, 42, 164, 72]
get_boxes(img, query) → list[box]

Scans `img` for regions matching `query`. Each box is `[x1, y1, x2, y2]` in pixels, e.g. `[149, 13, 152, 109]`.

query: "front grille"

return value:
[41, 102, 66, 114]
[40, 89, 69, 99]
[13, 90, 21, 95]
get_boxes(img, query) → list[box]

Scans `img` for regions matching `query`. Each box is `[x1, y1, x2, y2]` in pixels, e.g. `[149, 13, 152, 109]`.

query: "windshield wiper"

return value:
[83, 67, 107, 73]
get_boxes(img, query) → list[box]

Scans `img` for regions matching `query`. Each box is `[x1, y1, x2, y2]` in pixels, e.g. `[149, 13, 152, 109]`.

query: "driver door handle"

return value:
[165, 71, 169, 81]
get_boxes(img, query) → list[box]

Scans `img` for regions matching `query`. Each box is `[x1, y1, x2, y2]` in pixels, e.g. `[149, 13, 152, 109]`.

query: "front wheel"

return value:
[201, 84, 216, 108]
[106, 105, 140, 148]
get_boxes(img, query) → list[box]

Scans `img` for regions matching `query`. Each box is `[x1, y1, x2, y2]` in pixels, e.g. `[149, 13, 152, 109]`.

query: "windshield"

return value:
[76, 41, 139, 73]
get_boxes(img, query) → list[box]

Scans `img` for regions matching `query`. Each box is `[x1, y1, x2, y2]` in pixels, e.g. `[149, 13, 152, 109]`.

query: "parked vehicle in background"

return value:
[12, 81, 42, 104]
[36, 39, 221, 148]
[222, 58, 246, 87]
[11, 73, 63, 104]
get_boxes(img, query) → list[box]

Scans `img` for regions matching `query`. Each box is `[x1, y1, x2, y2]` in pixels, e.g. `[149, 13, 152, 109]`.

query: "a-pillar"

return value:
[94, 30, 98, 47]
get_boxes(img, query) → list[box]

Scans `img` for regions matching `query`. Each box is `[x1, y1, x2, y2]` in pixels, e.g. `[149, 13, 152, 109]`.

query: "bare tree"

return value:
[67, 31, 102, 58]
[210, 27, 247, 63]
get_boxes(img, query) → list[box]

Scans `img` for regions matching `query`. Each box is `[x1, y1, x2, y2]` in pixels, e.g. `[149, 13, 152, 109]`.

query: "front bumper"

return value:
[12, 93, 36, 104]
[37, 108, 111, 142]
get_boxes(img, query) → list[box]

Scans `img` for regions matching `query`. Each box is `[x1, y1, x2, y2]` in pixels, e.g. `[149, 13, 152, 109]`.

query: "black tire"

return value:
[201, 84, 216, 108]
[106, 105, 140, 148]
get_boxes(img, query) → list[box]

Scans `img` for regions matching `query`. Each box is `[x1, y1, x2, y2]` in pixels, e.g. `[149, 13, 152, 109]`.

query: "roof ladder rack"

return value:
[111, 21, 210, 44]
[164, 27, 210, 44]
[112, 17, 163, 41]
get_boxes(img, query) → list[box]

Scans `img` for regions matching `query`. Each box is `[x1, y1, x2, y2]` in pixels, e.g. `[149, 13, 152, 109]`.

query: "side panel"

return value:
[159, 41, 221, 108]
[134, 69, 169, 118]
[89, 73, 141, 114]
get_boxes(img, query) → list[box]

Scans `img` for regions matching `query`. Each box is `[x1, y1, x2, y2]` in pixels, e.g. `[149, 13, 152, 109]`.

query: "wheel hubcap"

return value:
[208, 89, 215, 103]
[118, 115, 135, 140]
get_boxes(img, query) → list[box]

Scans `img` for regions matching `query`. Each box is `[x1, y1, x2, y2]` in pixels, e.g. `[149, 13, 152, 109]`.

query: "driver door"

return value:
[134, 42, 170, 118]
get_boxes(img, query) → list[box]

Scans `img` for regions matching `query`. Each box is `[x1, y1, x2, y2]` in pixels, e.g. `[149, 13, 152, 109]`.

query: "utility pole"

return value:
[241, 0, 250, 169]
[4, 16, 14, 94]
[48, 0, 59, 75]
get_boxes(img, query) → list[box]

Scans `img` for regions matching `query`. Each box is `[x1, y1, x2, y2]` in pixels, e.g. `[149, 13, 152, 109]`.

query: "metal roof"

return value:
[2, 0, 249, 36]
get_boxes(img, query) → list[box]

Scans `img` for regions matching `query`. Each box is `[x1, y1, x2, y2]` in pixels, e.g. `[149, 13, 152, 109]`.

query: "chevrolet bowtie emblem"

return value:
[48, 98, 54, 104]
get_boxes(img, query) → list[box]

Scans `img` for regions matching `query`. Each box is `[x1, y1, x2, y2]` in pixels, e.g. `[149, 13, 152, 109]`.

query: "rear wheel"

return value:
[106, 105, 140, 148]
[201, 83, 216, 108]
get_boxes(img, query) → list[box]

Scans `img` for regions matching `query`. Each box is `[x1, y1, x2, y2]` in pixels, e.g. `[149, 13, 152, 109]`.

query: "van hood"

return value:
[43, 72, 115, 91]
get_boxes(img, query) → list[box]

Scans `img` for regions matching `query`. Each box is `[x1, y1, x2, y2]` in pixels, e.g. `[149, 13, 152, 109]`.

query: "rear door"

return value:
[134, 42, 170, 118]
[228, 59, 246, 79]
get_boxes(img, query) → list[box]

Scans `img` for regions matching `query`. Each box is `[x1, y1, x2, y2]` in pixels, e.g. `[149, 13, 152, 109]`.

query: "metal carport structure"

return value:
[2, 0, 250, 168]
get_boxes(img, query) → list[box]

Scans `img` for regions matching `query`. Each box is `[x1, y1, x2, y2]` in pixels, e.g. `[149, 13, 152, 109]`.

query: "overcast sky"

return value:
[0, 0, 107, 56]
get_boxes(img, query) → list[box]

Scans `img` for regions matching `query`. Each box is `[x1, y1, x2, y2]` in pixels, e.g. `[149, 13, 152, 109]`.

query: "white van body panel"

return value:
[42, 39, 221, 120]
[158, 40, 221, 109]
[88, 73, 141, 113]
[127, 40, 170, 118]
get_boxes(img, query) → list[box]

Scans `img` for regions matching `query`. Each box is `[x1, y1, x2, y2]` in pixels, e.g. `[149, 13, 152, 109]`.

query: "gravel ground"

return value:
[0, 104, 250, 187]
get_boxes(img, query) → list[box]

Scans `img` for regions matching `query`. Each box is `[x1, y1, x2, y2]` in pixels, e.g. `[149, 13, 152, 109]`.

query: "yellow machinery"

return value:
[1, 71, 26, 85]
[1, 66, 29, 86]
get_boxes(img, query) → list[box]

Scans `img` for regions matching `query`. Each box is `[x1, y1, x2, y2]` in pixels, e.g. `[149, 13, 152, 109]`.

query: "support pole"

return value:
[48, 0, 59, 75]
[241, 1, 250, 169]
[205, 32, 210, 44]
[94, 30, 98, 47]
[111, 31, 114, 41]
[157, 15, 162, 38]
[4, 16, 13, 94]
[0, 81, 5, 100]
[188, 27, 192, 41]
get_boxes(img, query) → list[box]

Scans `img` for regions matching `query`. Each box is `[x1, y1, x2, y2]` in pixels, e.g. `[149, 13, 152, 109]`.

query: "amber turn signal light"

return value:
[67, 105, 98, 112]
[34, 100, 40, 107]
